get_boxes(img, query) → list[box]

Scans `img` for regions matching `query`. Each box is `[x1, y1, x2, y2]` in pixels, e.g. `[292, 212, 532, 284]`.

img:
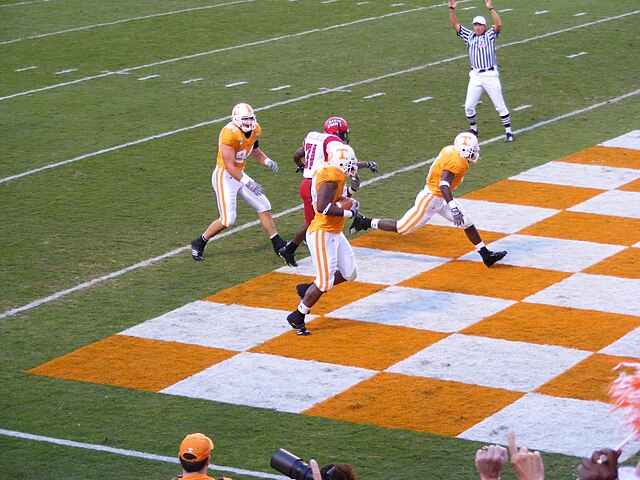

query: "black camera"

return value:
[270, 448, 314, 480]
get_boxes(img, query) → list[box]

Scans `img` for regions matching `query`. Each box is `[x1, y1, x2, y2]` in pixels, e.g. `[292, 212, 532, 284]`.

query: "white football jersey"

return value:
[300, 131, 343, 179]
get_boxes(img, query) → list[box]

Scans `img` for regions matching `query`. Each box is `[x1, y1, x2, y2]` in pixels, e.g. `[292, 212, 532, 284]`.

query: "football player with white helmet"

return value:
[190, 103, 290, 262]
[349, 132, 507, 267]
[278, 117, 378, 268]
[286, 144, 361, 336]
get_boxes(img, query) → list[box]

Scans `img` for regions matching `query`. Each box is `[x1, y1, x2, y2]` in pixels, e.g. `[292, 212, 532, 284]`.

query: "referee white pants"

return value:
[396, 188, 474, 235]
[464, 69, 509, 117]
[306, 229, 358, 293]
[211, 165, 272, 228]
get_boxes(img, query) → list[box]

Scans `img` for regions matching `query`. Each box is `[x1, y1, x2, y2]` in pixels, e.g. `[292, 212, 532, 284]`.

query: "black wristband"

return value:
[489, 7, 494, 10]
[449, 6, 455, 9]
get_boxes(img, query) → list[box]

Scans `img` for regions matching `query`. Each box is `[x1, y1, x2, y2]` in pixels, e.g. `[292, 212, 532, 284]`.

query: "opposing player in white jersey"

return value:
[349, 132, 507, 267]
[448, 0, 514, 143]
[278, 117, 377, 267]
[287, 143, 361, 336]
[190, 103, 289, 262]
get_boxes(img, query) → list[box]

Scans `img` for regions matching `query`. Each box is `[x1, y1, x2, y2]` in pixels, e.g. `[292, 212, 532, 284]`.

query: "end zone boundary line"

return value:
[0, 428, 286, 479]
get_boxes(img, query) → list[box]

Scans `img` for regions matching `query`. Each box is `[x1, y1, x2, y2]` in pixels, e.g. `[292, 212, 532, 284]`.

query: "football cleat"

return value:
[190, 238, 205, 261]
[505, 132, 514, 143]
[349, 213, 369, 235]
[482, 250, 507, 267]
[287, 310, 311, 336]
[296, 283, 312, 300]
[278, 246, 298, 267]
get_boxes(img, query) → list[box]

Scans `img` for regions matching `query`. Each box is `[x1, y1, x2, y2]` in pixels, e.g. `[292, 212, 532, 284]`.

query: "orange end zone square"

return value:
[536, 353, 640, 402]
[399, 260, 570, 301]
[351, 225, 506, 259]
[463, 179, 603, 210]
[204, 271, 386, 315]
[462, 303, 640, 352]
[251, 317, 448, 371]
[619, 178, 640, 192]
[559, 146, 640, 170]
[584, 248, 640, 279]
[27, 335, 236, 391]
[204, 272, 313, 311]
[304, 372, 523, 437]
[518, 211, 640, 246]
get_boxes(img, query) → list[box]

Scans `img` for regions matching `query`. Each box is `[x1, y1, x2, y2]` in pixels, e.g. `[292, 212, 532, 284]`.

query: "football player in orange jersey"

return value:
[286, 143, 361, 336]
[190, 103, 289, 262]
[349, 132, 507, 267]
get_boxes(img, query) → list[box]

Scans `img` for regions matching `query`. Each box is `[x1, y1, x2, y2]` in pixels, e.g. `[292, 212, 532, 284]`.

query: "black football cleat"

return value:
[287, 310, 311, 336]
[505, 132, 514, 143]
[482, 250, 507, 267]
[349, 213, 369, 235]
[190, 238, 205, 261]
[278, 245, 298, 267]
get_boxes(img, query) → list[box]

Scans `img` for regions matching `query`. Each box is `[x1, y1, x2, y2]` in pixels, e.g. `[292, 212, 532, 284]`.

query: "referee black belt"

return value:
[474, 66, 495, 73]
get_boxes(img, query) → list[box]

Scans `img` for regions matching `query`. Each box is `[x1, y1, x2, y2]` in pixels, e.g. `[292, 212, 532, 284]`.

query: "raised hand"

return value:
[475, 444, 507, 480]
[508, 431, 544, 480]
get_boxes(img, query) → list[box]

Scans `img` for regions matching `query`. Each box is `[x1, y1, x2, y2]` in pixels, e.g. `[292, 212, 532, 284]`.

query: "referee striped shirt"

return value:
[458, 26, 498, 70]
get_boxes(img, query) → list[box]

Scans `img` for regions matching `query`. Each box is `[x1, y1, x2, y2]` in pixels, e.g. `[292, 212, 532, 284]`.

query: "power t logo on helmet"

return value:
[323, 117, 350, 144]
[232, 103, 257, 133]
[454, 131, 480, 163]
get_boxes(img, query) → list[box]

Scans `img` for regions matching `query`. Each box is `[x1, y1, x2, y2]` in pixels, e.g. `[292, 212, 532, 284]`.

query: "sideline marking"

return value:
[0, 0, 49, 6]
[0, 428, 286, 479]
[0, 5, 438, 101]
[1, 89, 638, 320]
[0, 0, 254, 46]
[2, 10, 638, 184]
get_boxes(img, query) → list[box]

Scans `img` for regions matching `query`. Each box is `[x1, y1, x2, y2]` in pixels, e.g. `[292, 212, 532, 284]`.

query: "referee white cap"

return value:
[472, 15, 487, 25]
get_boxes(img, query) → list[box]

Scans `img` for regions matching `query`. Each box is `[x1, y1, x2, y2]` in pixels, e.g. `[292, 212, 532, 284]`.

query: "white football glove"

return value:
[264, 158, 279, 173]
[245, 180, 263, 196]
[448, 200, 464, 227]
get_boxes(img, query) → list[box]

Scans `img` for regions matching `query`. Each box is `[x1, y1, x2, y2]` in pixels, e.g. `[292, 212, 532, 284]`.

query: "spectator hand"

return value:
[475, 444, 507, 480]
[577, 448, 620, 480]
[245, 180, 263, 196]
[508, 431, 544, 480]
[265, 158, 279, 173]
[449, 0, 458, 8]
[310, 459, 322, 480]
[367, 161, 378, 173]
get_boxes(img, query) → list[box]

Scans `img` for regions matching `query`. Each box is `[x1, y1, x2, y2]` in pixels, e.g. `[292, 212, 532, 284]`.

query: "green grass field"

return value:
[1, 0, 639, 478]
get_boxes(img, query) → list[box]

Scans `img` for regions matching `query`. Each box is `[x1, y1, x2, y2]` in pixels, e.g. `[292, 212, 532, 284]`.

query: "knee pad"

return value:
[222, 212, 237, 228]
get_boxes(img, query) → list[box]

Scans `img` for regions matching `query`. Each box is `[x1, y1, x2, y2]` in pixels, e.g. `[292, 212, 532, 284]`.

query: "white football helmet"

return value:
[454, 132, 480, 163]
[328, 144, 358, 176]
[231, 103, 257, 133]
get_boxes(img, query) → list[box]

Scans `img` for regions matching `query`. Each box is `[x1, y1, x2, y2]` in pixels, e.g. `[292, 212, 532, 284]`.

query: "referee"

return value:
[448, 0, 514, 143]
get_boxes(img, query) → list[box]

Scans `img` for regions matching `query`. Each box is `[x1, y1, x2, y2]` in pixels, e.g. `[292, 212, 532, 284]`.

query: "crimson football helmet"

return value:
[232, 103, 257, 133]
[324, 116, 350, 144]
[454, 132, 480, 163]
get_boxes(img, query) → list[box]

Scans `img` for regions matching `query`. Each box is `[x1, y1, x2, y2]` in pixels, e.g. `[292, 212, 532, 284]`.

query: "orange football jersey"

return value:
[215, 121, 262, 170]
[426, 145, 470, 196]
[308, 165, 347, 235]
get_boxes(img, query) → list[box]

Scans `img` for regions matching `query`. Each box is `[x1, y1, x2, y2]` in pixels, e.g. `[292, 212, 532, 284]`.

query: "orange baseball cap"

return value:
[179, 433, 214, 463]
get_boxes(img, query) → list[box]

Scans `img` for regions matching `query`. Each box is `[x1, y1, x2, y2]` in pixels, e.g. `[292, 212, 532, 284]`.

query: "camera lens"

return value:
[270, 448, 314, 480]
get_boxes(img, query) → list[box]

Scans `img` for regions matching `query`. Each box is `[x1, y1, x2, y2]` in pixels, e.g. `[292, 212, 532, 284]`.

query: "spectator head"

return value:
[179, 433, 214, 473]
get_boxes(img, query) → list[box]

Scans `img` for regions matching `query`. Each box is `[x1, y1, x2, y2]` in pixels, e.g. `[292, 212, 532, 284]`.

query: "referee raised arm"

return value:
[448, 0, 514, 143]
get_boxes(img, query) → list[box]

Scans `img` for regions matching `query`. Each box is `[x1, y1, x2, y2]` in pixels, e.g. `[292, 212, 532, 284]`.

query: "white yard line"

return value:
[1, 88, 638, 321]
[0, 0, 49, 7]
[0, 0, 254, 46]
[2, 10, 638, 184]
[0, 3, 462, 102]
[0, 428, 286, 479]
